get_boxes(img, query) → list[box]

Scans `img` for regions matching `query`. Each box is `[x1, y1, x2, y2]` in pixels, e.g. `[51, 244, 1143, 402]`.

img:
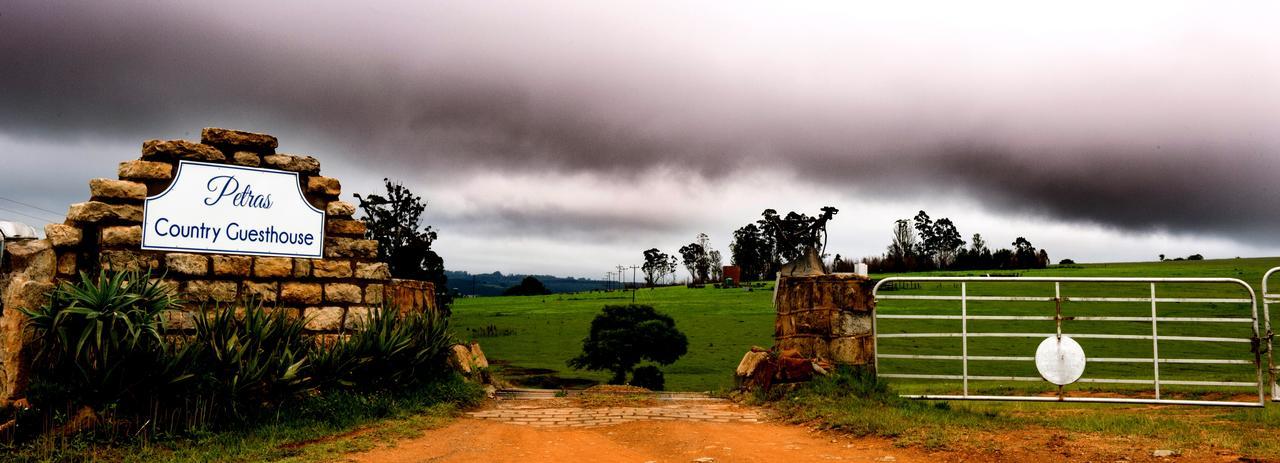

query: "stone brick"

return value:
[66, 201, 143, 224]
[312, 259, 352, 278]
[364, 284, 384, 305]
[211, 255, 252, 276]
[304, 306, 344, 331]
[355, 262, 390, 280]
[99, 225, 142, 247]
[89, 178, 148, 201]
[56, 252, 77, 276]
[281, 282, 322, 305]
[344, 306, 379, 329]
[292, 258, 313, 277]
[4, 239, 54, 281]
[100, 250, 160, 273]
[44, 224, 82, 248]
[306, 176, 341, 196]
[829, 335, 875, 365]
[243, 281, 278, 304]
[118, 160, 174, 180]
[253, 257, 292, 278]
[326, 201, 356, 217]
[231, 151, 262, 166]
[326, 219, 366, 237]
[832, 310, 872, 337]
[2, 276, 56, 398]
[165, 253, 209, 276]
[160, 310, 195, 331]
[183, 280, 238, 304]
[201, 127, 278, 153]
[263, 154, 320, 174]
[324, 283, 362, 304]
[325, 237, 378, 259]
[142, 139, 226, 162]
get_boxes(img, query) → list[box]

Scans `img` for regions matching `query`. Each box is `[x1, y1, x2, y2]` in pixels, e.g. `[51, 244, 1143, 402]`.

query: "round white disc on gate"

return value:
[1035, 335, 1086, 385]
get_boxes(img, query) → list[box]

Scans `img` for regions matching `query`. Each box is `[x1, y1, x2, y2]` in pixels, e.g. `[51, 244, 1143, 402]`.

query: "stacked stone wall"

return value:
[0, 127, 437, 404]
[773, 273, 875, 365]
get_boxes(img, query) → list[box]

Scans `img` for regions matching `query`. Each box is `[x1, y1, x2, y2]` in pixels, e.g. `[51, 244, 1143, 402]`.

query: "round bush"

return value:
[630, 366, 665, 391]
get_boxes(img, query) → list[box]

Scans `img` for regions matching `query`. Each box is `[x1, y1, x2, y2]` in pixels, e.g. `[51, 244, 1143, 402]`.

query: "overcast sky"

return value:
[2, 1, 1278, 279]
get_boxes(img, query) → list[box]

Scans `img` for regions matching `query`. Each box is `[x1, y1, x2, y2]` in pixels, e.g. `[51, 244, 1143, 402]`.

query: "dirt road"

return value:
[348, 399, 924, 463]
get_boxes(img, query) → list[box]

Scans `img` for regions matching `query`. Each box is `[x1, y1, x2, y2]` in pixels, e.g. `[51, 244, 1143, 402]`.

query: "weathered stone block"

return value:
[364, 284, 384, 305]
[788, 308, 833, 335]
[165, 253, 208, 276]
[56, 252, 77, 276]
[100, 250, 160, 272]
[263, 154, 320, 174]
[44, 224, 82, 247]
[243, 281, 278, 304]
[292, 258, 313, 278]
[304, 306, 344, 331]
[832, 310, 872, 337]
[253, 257, 292, 278]
[99, 225, 142, 247]
[326, 201, 356, 217]
[89, 178, 148, 201]
[281, 282, 322, 305]
[312, 259, 352, 278]
[306, 176, 341, 197]
[66, 201, 143, 224]
[325, 219, 366, 236]
[211, 255, 252, 276]
[4, 239, 55, 281]
[777, 336, 831, 360]
[118, 160, 174, 180]
[201, 128, 278, 153]
[344, 306, 378, 329]
[160, 310, 195, 331]
[142, 139, 225, 162]
[355, 262, 390, 280]
[231, 151, 262, 166]
[829, 335, 875, 365]
[325, 238, 378, 259]
[184, 280, 238, 304]
[324, 283, 361, 304]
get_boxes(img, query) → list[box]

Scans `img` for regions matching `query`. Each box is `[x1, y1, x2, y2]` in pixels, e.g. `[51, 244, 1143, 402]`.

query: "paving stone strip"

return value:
[467, 403, 764, 428]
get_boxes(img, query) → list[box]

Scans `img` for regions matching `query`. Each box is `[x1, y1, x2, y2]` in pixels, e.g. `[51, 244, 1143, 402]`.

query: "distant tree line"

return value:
[728, 207, 839, 281]
[862, 210, 1049, 273]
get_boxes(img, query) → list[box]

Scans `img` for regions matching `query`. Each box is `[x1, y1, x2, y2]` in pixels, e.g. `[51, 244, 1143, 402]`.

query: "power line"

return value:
[0, 205, 58, 224]
[0, 196, 63, 216]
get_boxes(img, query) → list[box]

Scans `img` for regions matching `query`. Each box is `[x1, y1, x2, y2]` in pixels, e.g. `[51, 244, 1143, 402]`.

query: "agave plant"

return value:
[337, 306, 455, 389]
[191, 301, 310, 418]
[21, 270, 194, 408]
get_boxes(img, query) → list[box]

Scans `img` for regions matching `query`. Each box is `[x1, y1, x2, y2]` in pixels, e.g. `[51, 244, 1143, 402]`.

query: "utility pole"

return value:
[605, 271, 614, 291]
[627, 265, 640, 303]
[616, 265, 626, 291]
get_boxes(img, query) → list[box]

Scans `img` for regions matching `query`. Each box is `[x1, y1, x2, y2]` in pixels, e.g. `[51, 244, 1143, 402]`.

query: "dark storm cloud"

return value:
[1, 1, 1277, 245]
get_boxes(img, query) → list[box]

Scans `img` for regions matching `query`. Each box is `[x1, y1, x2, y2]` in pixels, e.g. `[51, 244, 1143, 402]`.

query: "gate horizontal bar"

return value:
[877, 332, 1254, 343]
[899, 395, 1262, 407]
[881, 374, 1255, 388]
[877, 295, 1250, 304]
[876, 314, 1253, 323]
[877, 354, 1252, 365]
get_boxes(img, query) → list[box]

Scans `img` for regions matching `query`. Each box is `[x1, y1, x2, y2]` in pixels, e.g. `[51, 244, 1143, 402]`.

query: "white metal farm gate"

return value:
[872, 276, 1265, 407]
[1264, 267, 1280, 400]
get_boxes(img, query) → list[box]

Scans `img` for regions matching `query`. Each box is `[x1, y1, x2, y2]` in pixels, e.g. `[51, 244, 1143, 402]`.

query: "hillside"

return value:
[445, 270, 608, 296]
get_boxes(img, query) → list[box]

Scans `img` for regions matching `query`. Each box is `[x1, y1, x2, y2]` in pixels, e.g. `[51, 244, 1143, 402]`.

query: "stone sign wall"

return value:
[773, 273, 875, 365]
[0, 127, 437, 405]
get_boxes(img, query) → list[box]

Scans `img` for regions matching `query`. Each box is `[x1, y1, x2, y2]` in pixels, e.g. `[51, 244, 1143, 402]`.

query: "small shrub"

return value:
[629, 365, 665, 391]
[1058, 258, 1075, 265]
[191, 302, 310, 418]
[567, 304, 688, 384]
[340, 307, 455, 389]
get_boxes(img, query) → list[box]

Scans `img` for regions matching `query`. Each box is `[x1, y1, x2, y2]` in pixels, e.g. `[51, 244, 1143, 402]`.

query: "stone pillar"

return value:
[774, 273, 875, 365]
[0, 238, 57, 406]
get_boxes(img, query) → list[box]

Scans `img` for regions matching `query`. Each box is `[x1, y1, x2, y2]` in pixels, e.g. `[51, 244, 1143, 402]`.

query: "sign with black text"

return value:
[142, 161, 325, 258]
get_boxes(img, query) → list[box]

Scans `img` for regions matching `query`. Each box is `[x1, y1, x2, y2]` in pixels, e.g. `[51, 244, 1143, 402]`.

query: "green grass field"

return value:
[452, 257, 1280, 393]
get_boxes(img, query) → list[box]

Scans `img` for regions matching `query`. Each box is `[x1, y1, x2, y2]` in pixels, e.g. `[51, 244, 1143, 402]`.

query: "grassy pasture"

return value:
[452, 257, 1280, 392]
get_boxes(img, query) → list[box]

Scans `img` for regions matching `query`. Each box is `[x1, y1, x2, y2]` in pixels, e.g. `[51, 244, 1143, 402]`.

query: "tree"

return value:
[888, 219, 917, 271]
[931, 218, 965, 268]
[708, 250, 723, 282]
[1159, 254, 1166, 262]
[913, 210, 936, 260]
[758, 206, 839, 267]
[355, 179, 450, 308]
[641, 248, 676, 286]
[503, 276, 551, 296]
[678, 241, 707, 284]
[730, 223, 773, 281]
[567, 304, 688, 385]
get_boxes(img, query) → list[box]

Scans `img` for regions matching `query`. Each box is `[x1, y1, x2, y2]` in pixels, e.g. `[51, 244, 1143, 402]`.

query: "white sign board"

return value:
[142, 161, 325, 258]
